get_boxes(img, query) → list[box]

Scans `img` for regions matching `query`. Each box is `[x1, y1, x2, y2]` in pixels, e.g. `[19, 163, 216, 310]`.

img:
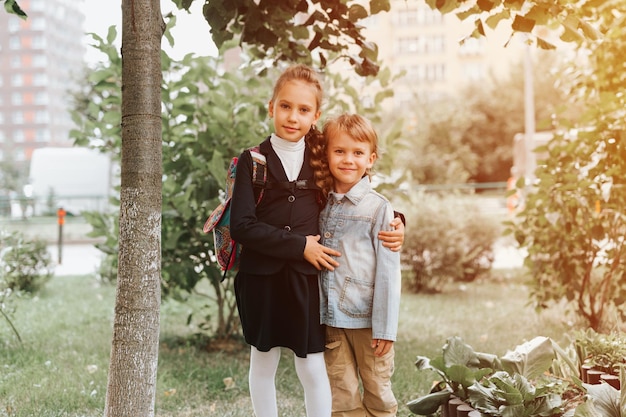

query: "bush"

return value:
[401, 194, 501, 293]
[0, 231, 53, 293]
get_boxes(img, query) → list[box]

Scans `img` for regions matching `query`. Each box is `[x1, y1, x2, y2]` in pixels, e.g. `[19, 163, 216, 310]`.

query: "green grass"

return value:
[0, 270, 575, 417]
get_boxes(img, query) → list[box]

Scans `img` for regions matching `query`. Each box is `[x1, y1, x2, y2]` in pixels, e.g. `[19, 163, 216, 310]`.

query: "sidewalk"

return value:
[47, 243, 103, 276]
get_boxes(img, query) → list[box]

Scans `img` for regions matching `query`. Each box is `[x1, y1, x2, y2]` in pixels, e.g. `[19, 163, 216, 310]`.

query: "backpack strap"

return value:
[248, 146, 267, 204]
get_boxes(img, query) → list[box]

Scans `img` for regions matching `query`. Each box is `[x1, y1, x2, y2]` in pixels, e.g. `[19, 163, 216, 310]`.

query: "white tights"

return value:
[249, 346, 331, 417]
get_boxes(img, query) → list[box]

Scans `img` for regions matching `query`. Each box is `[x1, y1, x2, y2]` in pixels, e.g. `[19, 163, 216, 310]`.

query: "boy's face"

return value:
[268, 80, 320, 143]
[326, 131, 376, 194]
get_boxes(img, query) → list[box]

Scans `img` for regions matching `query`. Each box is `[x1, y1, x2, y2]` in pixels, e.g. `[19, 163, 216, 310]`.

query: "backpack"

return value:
[203, 146, 267, 280]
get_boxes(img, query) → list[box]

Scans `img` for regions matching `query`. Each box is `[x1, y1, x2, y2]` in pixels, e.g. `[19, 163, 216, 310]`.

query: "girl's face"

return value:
[326, 130, 376, 194]
[268, 80, 321, 142]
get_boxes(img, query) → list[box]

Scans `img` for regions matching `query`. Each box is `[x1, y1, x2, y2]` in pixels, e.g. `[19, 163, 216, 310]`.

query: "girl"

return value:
[318, 113, 402, 417]
[230, 65, 403, 417]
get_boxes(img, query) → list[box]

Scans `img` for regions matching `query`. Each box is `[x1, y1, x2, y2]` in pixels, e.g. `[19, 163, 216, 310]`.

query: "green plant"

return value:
[0, 286, 21, 343]
[507, 1, 626, 333]
[0, 231, 53, 293]
[409, 336, 582, 417]
[572, 329, 626, 374]
[572, 367, 626, 417]
[401, 194, 501, 293]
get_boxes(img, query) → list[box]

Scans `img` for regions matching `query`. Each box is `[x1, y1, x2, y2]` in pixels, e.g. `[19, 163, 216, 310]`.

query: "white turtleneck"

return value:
[270, 133, 305, 181]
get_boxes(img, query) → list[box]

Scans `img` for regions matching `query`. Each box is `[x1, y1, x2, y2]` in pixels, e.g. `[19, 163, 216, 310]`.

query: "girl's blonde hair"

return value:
[271, 64, 324, 111]
[312, 113, 379, 198]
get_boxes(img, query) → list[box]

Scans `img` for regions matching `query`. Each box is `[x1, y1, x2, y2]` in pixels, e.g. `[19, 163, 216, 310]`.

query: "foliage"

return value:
[0, 284, 20, 343]
[400, 97, 477, 186]
[460, 50, 579, 183]
[469, 371, 564, 417]
[0, 230, 53, 344]
[508, 1, 626, 332]
[173, 0, 600, 77]
[0, 231, 53, 293]
[572, 329, 626, 374]
[572, 372, 626, 417]
[400, 194, 500, 293]
[409, 336, 582, 416]
[3, 0, 26, 19]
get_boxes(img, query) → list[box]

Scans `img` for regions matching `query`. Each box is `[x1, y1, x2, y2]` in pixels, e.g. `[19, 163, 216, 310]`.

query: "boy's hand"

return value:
[379, 217, 404, 252]
[304, 235, 341, 271]
[372, 339, 394, 357]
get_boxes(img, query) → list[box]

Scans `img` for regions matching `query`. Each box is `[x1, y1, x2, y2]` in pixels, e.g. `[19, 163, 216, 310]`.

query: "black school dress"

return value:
[230, 137, 325, 358]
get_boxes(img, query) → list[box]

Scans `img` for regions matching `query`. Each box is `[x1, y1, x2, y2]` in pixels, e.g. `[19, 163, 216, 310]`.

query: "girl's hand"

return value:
[304, 235, 341, 271]
[371, 339, 394, 357]
[378, 217, 404, 252]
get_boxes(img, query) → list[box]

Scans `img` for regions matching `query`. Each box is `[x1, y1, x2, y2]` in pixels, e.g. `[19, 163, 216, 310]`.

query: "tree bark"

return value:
[104, 1, 165, 416]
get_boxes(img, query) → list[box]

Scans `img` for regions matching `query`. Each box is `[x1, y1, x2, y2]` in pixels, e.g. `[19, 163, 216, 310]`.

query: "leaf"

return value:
[499, 336, 556, 380]
[579, 20, 602, 41]
[536, 37, 557, 50]
[574, 400, 605, 417]
[485, 9, 511, 29]
[524, 5, 550, 26]
[442, 336, 481, 368]
[4, 0, 27, 19]
[583, 383, 621, 417]
[370, 0, 390, 14]
[511, 14, 535, 32]
[208, 151, 227, 188]
[476, 0, 494, 12]
[348, 4, 368, 21]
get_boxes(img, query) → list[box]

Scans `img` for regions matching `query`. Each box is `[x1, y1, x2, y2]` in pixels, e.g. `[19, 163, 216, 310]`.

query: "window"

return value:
[397, 35, 445, 55]
[11, 74, 23, 87]
[10, 56, 20, 68]
[35, 92, 48, 105]
[35, 129, 50, 142]
[8, 18, 20, 33]
[11, 93, 23, 105]
[12, 112, 24, 125]
[31, 0, 44, 11]
[394, 6, 443, 26]
[9, 36, 20, 50]
[458, 37, 484, 56]
[33, 55, 47, 67]
[32, 36, 46, 49]
[33, 73, 48, 86]
[14, 129, 25, 142]
[31, 17, 46, 30]
[14, 148, 26, 162]
[35, 111, 49, 123]
[463, 63, 484, 80]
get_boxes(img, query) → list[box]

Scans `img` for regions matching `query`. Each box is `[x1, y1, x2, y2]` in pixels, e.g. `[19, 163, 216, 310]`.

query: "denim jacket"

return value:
[318, 177, 401, 341]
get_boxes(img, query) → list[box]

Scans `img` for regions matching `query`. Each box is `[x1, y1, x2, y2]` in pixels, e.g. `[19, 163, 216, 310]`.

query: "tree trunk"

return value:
[104, 1, 164, 416]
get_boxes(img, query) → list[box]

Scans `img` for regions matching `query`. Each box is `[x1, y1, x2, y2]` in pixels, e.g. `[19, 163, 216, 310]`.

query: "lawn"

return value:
[0, 269, 574, 417]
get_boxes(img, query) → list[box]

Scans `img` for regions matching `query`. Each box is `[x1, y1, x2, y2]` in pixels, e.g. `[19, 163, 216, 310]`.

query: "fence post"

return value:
[57, 207, 66, 264]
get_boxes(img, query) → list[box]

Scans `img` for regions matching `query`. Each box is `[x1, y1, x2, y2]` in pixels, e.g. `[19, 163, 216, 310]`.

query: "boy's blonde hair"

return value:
[313, 113, 379, 198]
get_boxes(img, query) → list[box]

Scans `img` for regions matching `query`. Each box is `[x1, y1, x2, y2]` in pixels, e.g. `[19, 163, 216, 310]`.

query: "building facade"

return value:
[361, 0, 523, 109]
[0, 0, 85, 169]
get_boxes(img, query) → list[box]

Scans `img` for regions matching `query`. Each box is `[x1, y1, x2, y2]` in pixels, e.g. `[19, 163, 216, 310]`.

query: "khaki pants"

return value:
[324, 327, 398, 417]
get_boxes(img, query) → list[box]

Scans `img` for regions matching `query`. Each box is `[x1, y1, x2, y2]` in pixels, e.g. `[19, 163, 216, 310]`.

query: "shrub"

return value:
[401, 194, 501, 293]
[0, 231, 53, 293]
